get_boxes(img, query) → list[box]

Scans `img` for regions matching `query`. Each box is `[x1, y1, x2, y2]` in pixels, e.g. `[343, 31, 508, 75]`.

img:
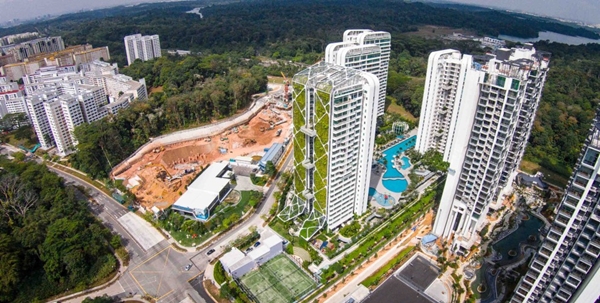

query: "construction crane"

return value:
[281, 72, 290, 102]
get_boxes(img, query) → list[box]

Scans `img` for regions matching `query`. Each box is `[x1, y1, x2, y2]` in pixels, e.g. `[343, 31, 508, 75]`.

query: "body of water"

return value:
[380, 136, 417, 193]
[369, 187, 395, 207]
[499, 31, 600, 45]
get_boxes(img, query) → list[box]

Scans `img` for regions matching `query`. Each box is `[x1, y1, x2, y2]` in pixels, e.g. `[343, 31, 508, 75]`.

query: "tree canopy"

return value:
[0, 157, 116, 303]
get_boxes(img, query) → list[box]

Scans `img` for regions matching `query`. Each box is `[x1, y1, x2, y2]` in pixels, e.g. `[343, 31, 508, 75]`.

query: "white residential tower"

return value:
[279, 62, 379, 239]
[418, 45, 551, 254]
[124, 34, 161, 65]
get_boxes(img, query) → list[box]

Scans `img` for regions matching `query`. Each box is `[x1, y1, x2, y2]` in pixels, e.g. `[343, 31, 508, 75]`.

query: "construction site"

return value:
[114, 95, 292, 210]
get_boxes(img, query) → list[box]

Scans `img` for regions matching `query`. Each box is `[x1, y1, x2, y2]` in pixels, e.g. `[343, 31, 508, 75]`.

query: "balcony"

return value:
[302, 160, 315, 170]
[300, 125, 316, 137]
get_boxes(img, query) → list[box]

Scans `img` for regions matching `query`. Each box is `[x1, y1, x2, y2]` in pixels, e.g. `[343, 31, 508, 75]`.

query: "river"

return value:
[499, 31, 600, 45]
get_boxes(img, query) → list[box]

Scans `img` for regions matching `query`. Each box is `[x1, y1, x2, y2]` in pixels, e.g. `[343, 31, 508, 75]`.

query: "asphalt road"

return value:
[45, 146, 293, 303]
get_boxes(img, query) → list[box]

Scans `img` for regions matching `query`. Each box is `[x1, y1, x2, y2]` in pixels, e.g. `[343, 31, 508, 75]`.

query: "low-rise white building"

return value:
[220, 248, 255, 278]
[172, 162, 232, 221]
[220, 235, 285, 279]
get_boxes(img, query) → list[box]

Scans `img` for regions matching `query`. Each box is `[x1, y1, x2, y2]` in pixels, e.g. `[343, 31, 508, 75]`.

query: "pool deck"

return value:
[370, 129, 418, 206]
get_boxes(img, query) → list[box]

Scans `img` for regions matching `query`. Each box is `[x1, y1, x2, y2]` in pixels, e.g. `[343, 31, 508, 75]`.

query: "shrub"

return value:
[110, 234, 122, 249]
[339, 221, 361, 238]
[115, 247, 130, 266]
[214, 261, 228, 285]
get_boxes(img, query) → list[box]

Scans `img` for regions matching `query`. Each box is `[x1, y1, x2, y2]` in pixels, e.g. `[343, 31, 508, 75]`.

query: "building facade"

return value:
[422, 45, 551, 254]
[511, 114, 600, 303]
[124, 34, 161, 65]
[0, 36, 65, 61]
[324, 29, 390, 117]
[415, 49, 480, 162]
[279, 62, 379, 239]
[0, 75, 27, 118]
[21, 63, 146, 155]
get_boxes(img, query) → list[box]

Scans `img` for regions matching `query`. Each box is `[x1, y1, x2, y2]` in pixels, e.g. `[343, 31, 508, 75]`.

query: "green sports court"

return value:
[239, 254, 316, 303]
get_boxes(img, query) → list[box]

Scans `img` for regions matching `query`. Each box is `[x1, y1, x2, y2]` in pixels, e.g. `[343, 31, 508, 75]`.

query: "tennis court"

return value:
[240, 254, 316, 303]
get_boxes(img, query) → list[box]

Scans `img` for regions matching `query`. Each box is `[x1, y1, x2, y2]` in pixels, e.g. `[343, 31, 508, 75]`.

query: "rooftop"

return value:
[293, 61, 373, 93]
[173, 162, 230, 212]
[260, 143, 283, 165]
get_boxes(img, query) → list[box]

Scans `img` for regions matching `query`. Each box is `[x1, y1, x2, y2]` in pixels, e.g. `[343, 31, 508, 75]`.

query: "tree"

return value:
[82, 295, 116, 303]
[265, 161, 277, 177]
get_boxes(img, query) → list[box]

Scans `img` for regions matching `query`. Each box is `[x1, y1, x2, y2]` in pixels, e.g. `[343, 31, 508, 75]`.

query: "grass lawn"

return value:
[402, 25, 475, 38]
[2, 130, 38, 149]
[386, 102, 417, 122]
[299, 218, 319, 240]
[240, 254, 316, 303]
[519, 160, 569, 188]
[170, 190, 260, 247]
[361, 246, 415, 287]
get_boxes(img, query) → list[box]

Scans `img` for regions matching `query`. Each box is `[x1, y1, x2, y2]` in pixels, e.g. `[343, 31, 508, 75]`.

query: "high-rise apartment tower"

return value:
[511, 113, 600, 303]
[325, 29, 390, 117]
[124, 34, 161, 65]
[418, 45, 551, 254]
[279, 62, 379, 239]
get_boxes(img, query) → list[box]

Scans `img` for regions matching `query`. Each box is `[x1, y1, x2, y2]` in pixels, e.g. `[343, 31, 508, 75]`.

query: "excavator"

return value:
[148, 163, 182, 190]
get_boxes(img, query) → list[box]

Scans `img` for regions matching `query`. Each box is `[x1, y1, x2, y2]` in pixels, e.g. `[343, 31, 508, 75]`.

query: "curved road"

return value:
[47, 148, 292, 303]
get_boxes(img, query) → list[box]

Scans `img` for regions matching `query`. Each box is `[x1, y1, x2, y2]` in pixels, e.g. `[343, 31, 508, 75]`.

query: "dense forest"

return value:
[70, 54, 268, 178]
[0, 157, 117, 303]
[2, 0, 599, 181]
[0, 0, 597, 67]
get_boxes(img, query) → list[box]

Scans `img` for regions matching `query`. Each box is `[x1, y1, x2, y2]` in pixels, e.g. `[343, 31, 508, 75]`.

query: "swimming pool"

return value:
[369, 187, 396, 208]
[380, 136, 417, 193]
[382, 178, 408, 193]
[400, 156, 411, 170]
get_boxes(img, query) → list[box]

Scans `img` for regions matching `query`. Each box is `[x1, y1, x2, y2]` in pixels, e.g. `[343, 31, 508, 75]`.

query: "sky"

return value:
[0, 0, 164, 21]
[0, 0, 599, 25]
[448, 0, 600, 24]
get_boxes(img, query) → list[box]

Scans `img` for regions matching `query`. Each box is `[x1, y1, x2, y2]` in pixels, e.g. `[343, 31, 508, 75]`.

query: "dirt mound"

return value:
[162, 144, 214, 165]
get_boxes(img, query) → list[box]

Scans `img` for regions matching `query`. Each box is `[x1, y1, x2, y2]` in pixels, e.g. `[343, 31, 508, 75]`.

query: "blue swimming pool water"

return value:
[400, 156, 411, 170]
[380, 136, 417, 193]
[368, 187, 376, 197]
[382, 179, 408, 193]
[369, 187, 395, 207]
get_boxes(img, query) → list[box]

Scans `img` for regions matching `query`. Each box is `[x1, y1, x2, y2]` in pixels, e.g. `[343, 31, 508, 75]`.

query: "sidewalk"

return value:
[322, 216, 434, 303]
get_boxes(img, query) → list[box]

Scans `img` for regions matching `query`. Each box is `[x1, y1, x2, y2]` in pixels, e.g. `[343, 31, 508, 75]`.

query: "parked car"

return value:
[184, 264, 193, 271]
[246, 247, 253, 252]
[206, 248, 216, 255]
[254, 241, 261, 247]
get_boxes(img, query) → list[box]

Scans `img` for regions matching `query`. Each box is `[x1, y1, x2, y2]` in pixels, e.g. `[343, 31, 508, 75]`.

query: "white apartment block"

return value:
[342, 29, 390, 116]
[20, 61, 147, 155]
[25, 86, 107, 155]
[511, 114, 600, 303]
[325, 30, 390, 117]
[0, 76, 27, 118]
[279, 62, 379, 239]
[416, 50, 480, 162]
[82, 60, 148, 102]
[124, 34, 161, 65]
[421, 45, 551, 254]
[25, 90, 55, 149]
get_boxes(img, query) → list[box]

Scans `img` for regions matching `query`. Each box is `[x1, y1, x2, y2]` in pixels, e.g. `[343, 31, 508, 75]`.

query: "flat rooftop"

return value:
[364, 255, 441, 303]
[173, 162, 230, 211]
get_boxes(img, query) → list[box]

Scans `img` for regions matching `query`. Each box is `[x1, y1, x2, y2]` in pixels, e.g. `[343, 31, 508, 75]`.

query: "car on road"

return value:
[254, 241, 261, 247]
[184, 264, 193, 271]
[206, 248, 215, 255]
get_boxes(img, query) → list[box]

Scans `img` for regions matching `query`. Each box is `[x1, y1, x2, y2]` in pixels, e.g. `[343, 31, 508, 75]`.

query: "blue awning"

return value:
[421, 234, 438, 245]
